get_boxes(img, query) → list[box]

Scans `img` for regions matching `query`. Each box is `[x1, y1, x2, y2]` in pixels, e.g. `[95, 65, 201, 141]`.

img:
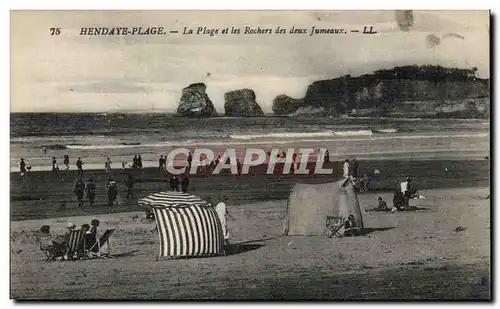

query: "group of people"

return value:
[73, 175, 135, 208]
[168, 174, 190, 193]
[365, 176, 419, 212]
[38, 219, 102, 261]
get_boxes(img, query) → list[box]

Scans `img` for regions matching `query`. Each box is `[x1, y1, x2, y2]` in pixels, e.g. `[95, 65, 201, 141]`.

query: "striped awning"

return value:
[138, 191, 208, 209]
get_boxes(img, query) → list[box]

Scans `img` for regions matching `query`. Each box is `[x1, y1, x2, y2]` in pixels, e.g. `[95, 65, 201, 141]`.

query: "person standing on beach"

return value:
[52, 157, 60, 177]
[159, 155, 164, 171]
[132, 155, 138, 169]
[124, 175, 135, 198]
[74, 178, 86, 207]
[181, 174, 190, 193]
[19, 158, 26, 177]
[343, 159, 350, 178]
[43, 146, 47, 155]
[105, 157, 112, 173]
[324, 150, 330, 164]
[63, 155, 70, 172]
[106, 177, 118, 207]
[187, 152, 193, 171]
[215, 196, 230, 245]
[85, 178, 96, 207]
[169, 175, 180, 191]
[76, 158, 84, 175]
[351, 158, 359, 178]
[138, 155, 143, 168]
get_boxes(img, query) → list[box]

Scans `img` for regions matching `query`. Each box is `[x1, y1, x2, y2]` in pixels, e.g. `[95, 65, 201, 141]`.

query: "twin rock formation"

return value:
[177, 83, 263, 117]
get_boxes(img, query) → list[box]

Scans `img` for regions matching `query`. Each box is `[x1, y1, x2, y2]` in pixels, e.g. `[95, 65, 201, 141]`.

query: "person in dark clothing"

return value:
[169, 175, 180, 191]
[351, 159, 359, 178]
[74, 178, 86, 207]
[106, 178, 118, 207]
[124, 175, 135, 198]
[324, 150, 330, 164]
[52, 157, 60, 177]
[393, 191, 406, 211]
[76, 158, 83, 175]
[187, 152, 193, 170]
[236, 159, 242, 176]
[85, 178, 96, 207]
[63, 155, 70, 171]
[132, 155, 138, 169]
[344, 214, 360, 236]
[137, 155, 143, 168]
[181, 175, 190, 193]
[159, 155, 164, 171]
[19, 158, 26, 176]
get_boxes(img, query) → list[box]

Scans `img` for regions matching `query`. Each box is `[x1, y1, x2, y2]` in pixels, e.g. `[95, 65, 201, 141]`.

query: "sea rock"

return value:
[177, 83, 218, 117]
[272, 94, 303, 115]
[224, 89, 264, 117]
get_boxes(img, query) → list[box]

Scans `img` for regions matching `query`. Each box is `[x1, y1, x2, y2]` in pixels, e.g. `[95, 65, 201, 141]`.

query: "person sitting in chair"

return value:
[38, 225, 66, 259]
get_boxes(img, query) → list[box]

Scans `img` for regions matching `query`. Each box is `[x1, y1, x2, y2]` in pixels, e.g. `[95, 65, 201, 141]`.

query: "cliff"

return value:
[176, 83, 218, 117]
[224, 89, 264, 117]
[274, 65, 490, 118]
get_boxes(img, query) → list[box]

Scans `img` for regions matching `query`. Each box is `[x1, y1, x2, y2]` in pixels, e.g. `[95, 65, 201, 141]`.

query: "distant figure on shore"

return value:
[124, 175, 135, 198]
[121, 161, 127, 169]
[105, 157, 112, 173]
[351, 159, 359, 177]
[132, 155, 138, 169]
[76, 158, 84, 175]
[43, 146, 47, 155]
[159, 155, 165, 171]
[359, 173, 370, 192]
[215, 196, 230, 245]
[137, 155, 143, 168]
[19, 158, 26, 177]
[26, 164, 32, 173]
[106, 177, 118, 207]
[63, 155, 70, 172]
[85, 178, 96, 207]
[74, 178, 86, 207]
[181, 175, 190, 193]
[343, 159, 350, 178]
[169, 175, 180, 191]
[52, 157, 60, 177]
[187, 152, 193, 171]
[324, 150, 330, 164]
[236, 159, 242, 176]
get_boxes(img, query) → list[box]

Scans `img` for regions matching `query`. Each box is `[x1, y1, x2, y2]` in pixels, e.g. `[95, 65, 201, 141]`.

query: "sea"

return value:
[10, 113, 491, 172]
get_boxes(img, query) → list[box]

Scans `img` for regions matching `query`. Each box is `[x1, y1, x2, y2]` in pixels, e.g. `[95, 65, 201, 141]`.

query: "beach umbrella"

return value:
[138, 191, 224, 260]
[138, 191, 208, 208]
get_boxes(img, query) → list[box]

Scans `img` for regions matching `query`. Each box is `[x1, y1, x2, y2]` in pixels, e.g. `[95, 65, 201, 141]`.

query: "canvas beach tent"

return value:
[282, 178, 364, 236]
[138, 191, 225, 259]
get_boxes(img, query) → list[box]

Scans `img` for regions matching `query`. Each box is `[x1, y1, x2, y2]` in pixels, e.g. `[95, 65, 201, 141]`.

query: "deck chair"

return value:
[326, 216, 345, 238]
[64, 229, 86, 260]
[86, 229, 115, 259]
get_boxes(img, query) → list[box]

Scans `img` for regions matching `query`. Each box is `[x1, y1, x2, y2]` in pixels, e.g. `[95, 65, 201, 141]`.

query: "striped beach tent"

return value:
[138, 191, 225, 259]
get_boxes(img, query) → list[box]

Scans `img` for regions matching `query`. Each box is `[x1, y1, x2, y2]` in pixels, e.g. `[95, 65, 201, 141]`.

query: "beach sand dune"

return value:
[10, 187, 490, 300]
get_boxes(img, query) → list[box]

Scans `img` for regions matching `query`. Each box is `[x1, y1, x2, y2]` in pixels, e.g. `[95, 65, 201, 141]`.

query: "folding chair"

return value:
[64, 229, 86, 260]
[326, 216, 345, 238]
[86, 229, 115, 259]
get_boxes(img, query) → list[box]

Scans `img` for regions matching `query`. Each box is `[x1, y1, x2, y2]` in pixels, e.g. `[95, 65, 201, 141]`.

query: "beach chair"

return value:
[64, 229, 86, 260]
[86, 228, 115, 259]
[326, 216, 344, 238]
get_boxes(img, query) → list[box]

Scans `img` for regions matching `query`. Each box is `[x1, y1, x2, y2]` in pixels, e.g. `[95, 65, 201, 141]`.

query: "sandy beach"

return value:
[11, 187, 490, 299]
[10, 130, 491, 300]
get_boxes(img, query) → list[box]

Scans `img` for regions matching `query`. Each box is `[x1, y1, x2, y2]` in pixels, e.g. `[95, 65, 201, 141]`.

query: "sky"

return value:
[10, 10, 490, 113]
